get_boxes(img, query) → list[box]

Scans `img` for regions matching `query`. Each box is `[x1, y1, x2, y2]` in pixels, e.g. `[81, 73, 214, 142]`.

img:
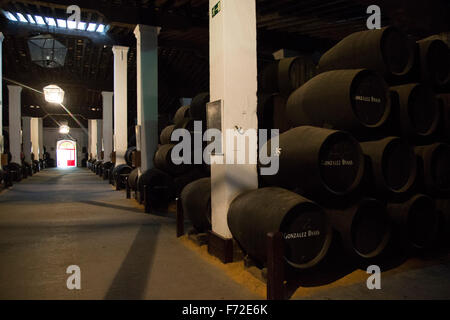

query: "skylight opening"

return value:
[27, 14, 36, 24]
[77, 22, 86, 30]
[16, 12, 28, 23]
[35, 15, 45, 25]
[4, 11, 18, 21]
[67, 20, 77, 29]
[57, 19, 67, 28]
[45, 17, 57, 26]
[87, 23, 97, 32]
[96, 24, 105, 33]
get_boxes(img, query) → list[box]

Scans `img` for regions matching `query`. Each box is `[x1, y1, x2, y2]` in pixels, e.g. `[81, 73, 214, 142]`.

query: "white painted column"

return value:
[31, 117, 39, 160]
[102, 91, 113, 163]
[88, 120, 92, 159]
[88, 119, 98, 159]
[8, 85, 22, 164]
[112, 46, 129, 166]
[96, 119, 103, 160]
[134, 25, 160, 173]
[38, 118, 44, 160]
[0, 33, 4, 169]
[22, 117, 32, 163]
[209, 0, 259, 238]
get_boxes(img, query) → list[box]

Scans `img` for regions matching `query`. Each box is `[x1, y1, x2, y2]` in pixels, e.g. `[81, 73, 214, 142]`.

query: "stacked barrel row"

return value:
[213, 26, 450, 270]
[129, 93, 211, 211]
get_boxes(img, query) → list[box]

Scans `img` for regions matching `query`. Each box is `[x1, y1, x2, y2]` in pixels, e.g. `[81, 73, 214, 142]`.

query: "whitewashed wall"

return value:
[43, 127, 88, 167]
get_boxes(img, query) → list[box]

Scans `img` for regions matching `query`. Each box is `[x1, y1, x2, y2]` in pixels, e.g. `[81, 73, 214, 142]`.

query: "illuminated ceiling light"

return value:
[4, 11, 18, 21]
[35, 15, 46, 25]
[77, 22, 87, 30]
[16, 12, 28, 23]
[44, 85, 65, 104]
[67, 20, 76, 29]
[57, 19, 67, 28]
[87, 23, 97, 32]
[96, 24, 105, 33]
[59, 124, 70, 134]
[27, 14, 35, 24]
[45, 17, 57, 26]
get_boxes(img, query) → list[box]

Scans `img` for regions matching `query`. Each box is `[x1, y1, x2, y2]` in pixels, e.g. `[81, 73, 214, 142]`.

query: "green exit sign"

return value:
[212, 1, 221, 18]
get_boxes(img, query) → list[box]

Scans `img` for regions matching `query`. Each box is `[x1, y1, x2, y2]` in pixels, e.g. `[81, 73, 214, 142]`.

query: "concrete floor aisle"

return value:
[0, 168, 259, 300]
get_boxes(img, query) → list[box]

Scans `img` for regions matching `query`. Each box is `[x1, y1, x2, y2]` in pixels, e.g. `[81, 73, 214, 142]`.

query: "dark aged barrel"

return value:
[318, 26, 414, 77]
[174, 168, 208, 197]
[387, 194, 438, 249]
[128, 168, 139, 191]
[228, 187, 332, 269]
[286, 69, 390, 133]
[437, 94, 450, 140]
[415, 143, 450, 196]
[137, 168, 175, 209]
[102, 161, 114, 179]
[154, 144, 189, 176]
[160, 125, 176, 145]
[173, 105, 191, 126]
[389, 84, 440, 138]
[174, 117, 195, 132]
[257, 93, 275, 130]
[261, 56, 317, 96]
[112, 164, 132, 188]
[190, 92, 210, 122]
[262, 126, 364, 200]
[361, 137, 417, 196]
[181, 178, 212, 233]
[417, 38, 450, 88]
[6, 162, 22, 182]
[435, 199, 450, 243]
[327, 199, 391, 259]
[124, 147, 136, 168]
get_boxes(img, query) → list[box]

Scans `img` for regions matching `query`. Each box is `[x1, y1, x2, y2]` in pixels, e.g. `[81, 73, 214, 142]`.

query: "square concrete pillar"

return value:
[8, 85, 22, 164]
[96, 119, 103, 160]
[31, 117, 40, 160]
[209, 0, 259, 239]
[22, 117, 32, 163]
[0, 33, 4, 168]
[102, 92, 114, 163]
[134, 25, 160, 173]
[88, 119, 97, 159]
[38, 118, 44, 160]
[112, 46, 129, 166]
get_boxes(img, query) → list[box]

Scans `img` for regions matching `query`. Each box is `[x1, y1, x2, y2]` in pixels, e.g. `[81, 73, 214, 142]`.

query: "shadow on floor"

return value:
[79, 200, 145, 214]
[104, 224, 160, 300]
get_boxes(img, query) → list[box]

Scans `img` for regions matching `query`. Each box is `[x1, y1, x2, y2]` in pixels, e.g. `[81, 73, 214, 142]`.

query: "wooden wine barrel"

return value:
[417, 38, 450, 88]
[286, 69, 391, 133]
[261, 56, 317, 96]
[154, 144, 189, 176]
[228, 187, 332, 269]
[435, 199, 450, 244]
[389, 84, 440, 138]
[415, 143, 450, 197]
[190, 92, 209, 122]
[173, 105, 191, 126]
[128, 168, 139, 191]
[261, 126, 364, 200]
[181, 178, 211, 233]
[437, 94, 450, 140]
[160, 125, 175, 145]
[387, 194, 438, 249]
[361, 137, 417, 196]
[174, 118, 195, 131]
[124, 147, 136, 168]
[112, 164, 132, 189]
[174, 168, 208, 197]
[257, 93, 275, 130]
[137, 168, 175, 210]
[5, 162, 22, 182]
[318, 26, 414, 77]
[327, 199, 391, 259]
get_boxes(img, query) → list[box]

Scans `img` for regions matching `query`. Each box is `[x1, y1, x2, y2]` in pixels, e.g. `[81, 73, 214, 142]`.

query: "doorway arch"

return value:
[57, 140, 77, 168]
